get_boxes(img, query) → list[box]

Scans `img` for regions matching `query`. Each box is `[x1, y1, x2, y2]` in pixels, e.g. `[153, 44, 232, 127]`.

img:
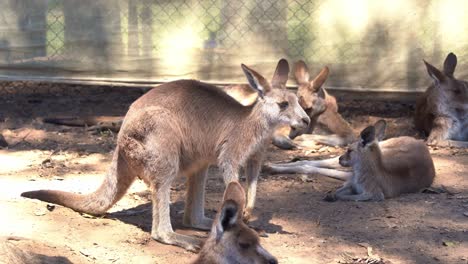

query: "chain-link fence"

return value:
[1, 0, 468, 92]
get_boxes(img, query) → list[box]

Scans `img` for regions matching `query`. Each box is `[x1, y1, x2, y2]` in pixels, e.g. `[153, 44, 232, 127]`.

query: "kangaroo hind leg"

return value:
[144, 145, 202, 251]
[183, 167, 213, 231]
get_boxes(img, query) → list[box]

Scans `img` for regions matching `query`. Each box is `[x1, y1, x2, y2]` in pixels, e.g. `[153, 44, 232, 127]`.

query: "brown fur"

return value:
[43, 116, 122, 132]
[0, 237, 73, 264]
[193, 182, 277, 264]
[328, 120, 436, 201]
[22, 60, 309, 251]
[273, 60, 355, 149]
[415, 52, 468, 147]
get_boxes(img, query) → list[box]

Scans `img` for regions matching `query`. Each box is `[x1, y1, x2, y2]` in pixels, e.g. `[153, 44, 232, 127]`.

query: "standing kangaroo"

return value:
[415, 52, 468, 147]
[21, 60, 310, 251]
[193, 181, 277, 264]
[273, 60, 355, 149]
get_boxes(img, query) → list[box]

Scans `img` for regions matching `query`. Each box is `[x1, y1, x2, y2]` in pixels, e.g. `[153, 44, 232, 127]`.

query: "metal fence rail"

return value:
[0, 0, 467, 92]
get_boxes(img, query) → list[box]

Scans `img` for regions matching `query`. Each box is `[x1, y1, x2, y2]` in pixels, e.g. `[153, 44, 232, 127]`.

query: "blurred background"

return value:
[0, 0, 467, 92]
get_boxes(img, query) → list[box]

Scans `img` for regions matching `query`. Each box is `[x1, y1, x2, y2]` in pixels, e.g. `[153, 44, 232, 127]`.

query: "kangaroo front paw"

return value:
[152, 232, 203, 252]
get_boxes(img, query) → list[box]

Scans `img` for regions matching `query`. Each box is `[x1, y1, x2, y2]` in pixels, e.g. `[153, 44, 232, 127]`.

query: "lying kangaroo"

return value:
[193, 181, 277, 264]
[327, 120, 436, 201]
[273, 60, 355, 149]
[43, 116, 123, 132]
[415, 52, 468, 147]
[0, 236, 75, 264]
[22, 60, 310, 251]
[266, 120, 436, 201]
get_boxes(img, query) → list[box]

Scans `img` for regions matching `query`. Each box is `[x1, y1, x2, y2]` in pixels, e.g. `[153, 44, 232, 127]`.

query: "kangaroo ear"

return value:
[223, 181, 246, 211]
[241, 64, 272, 98]
[215, 200, 239, 241]
[311, 66, 329, 92]
[360, 126, 376, 146]
[373, 119, 387, 141]
[424, 60, 446, 86]
[271, 58, 290, 89]
[294, 60, 310, 85]
[317, 87, 326, 99]
[443, 52, 457, 78]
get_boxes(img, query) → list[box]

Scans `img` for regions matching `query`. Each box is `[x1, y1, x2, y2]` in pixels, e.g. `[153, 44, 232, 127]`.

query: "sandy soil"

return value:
[0, 83, 467, 264]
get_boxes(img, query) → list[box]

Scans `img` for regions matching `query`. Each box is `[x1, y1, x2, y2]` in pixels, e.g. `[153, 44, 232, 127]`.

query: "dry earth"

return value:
[0, 83, 467, 264]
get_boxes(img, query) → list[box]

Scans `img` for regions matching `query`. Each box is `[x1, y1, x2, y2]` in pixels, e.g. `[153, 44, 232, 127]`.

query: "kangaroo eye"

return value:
[239, 242, 251, 250]
[278, 101, 289, 110]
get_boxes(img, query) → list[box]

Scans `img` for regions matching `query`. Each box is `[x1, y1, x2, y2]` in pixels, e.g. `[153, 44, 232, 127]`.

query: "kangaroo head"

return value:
[339, 120, 386, 167]
[424, 52, 468, 103]
[294, 60, 329, 119]
[241, 59, 310, 132]
[199, 182, 277, 264]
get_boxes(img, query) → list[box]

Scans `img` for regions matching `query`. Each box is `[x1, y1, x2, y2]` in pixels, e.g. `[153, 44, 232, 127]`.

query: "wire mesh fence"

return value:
[1, 0, 468, 92]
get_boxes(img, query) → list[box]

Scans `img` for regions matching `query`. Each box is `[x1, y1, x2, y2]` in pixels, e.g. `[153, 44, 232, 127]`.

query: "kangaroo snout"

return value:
[268, 258, 278, 264]
[291, 115, 310, 131]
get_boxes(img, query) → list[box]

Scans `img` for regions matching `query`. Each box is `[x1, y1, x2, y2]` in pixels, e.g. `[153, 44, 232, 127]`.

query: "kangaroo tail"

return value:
[21, 147, 135, 215]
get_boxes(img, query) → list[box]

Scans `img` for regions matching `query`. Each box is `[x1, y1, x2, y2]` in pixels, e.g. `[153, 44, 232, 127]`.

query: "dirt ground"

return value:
[0, 82, 467, 264]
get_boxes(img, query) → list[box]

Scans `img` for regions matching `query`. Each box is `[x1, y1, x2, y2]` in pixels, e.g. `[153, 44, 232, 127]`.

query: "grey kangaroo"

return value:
[415, 52, 468, 147]
[266, 120, 436, 201]
[22, 60, 310, 251]
[193, 181, 277, 264]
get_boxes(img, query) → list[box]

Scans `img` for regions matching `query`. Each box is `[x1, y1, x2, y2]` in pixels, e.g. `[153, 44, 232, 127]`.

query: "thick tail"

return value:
[21, 147, 135, 215]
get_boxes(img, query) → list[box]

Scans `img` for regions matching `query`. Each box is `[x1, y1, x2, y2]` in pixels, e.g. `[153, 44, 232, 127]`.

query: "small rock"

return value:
[442, 241, 456, 247]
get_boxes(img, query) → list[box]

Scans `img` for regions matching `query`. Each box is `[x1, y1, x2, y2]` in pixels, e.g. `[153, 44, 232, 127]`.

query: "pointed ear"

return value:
[360, 126, 376, 146]
[311, 66, 329, 92]
[294, 60, 310, 85]
[241, 64, 272, 97]
[443, 52, 457, 78]
[373, 119, 387, 141]
[424, 60, 446, 85]
[215, 200, 239, 241]
[271, 59, 290, 89]
[317, 87, 326, 99]
[223, 181, 246, 211]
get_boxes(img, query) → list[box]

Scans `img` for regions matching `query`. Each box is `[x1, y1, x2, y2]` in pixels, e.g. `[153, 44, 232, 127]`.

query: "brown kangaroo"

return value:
[415, 52, 468, 147]
[273, 60, 355, 149]
[43, 116, 123, 132]
[22, 60, 310, 251]
[326, 120, 436, 201]
[266, 120, 436, 201]
[193, 181, 277, 264]
[0, 236, 75, 264]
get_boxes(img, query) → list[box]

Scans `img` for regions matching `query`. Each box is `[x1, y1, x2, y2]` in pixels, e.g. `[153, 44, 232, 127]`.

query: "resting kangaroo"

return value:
[327, 120, 436, 201]
[273, 60, 355, 149]
[22, 60, 310, 251]
[267, 120, 435, 201]
[193, 181, 277, 264]
[415, 52, 468, 147]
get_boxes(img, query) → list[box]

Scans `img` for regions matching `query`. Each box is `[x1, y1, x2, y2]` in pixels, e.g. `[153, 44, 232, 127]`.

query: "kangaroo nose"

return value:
[268, 258, 278, 264]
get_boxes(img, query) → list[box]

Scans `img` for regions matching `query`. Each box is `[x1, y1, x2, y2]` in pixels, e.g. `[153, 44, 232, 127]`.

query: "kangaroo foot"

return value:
[183, 216, 213, 231]
[152, 231, 203, 252]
